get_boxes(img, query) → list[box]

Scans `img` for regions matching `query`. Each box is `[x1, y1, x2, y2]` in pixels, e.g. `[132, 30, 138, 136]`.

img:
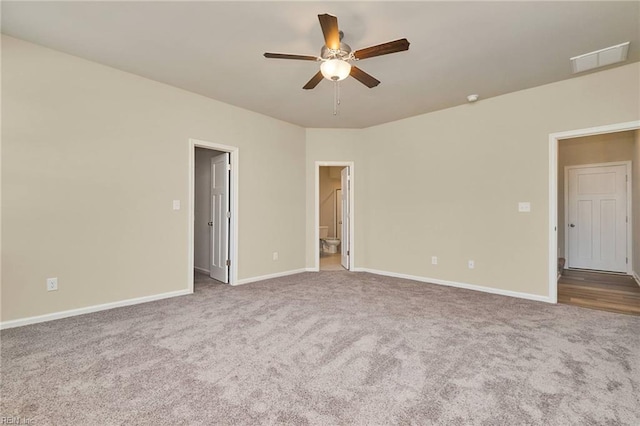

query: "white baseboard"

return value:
[360, 268, 553, 303]
[234, 268, 308, 286]
[194, 266, 210, 274]
[0, 267, 555, 329]
[306, 267, 319, 272]
[0, 289, 192, 330]
[633, 271, 640, 287]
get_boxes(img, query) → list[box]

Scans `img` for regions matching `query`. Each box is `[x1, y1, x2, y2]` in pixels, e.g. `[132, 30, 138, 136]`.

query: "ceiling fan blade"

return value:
[354, 38, 410, 60]
[264, 53, 319, 61]
[303, 71, 324, 90]
[350, 66, 380, 88]
[318, 14, 340, 50]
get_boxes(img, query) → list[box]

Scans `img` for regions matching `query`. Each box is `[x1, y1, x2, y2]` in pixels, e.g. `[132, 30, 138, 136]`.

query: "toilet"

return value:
[319, 226, 340, 254]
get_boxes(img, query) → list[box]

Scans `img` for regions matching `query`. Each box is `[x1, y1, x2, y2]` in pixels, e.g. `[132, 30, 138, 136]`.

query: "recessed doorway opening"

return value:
[188, 139, 239, 292]
[548, 121, 640, 305]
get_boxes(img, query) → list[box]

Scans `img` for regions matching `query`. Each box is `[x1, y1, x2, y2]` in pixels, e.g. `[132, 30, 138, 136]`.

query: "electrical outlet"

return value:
[431, 256, 438, 265]
[47, 277, 58, 291]
[468, 260, 475, 269]
[272, 252, 279, 261]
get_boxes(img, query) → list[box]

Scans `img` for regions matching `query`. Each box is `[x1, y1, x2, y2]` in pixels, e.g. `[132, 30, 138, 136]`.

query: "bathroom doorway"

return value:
[315, 162, 354, 271]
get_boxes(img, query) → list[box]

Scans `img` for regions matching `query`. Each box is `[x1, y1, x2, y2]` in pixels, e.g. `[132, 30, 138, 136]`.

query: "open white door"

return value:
[209, 153, 230, 283]
[341, 167, 350, 270]
[567, 163, 628, 272]
[336, 189, 343, 241]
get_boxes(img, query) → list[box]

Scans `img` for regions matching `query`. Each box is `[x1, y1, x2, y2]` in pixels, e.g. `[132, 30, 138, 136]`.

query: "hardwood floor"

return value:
[558, 269, 640, 315]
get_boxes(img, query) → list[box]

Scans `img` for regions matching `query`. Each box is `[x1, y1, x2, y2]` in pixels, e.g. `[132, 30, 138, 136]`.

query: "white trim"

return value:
[563, 161, 632, 274]
[218, 265, 552, 302]
[361, 268, 552, 303]
[194, 266, 210, 275]
[548, 120, 640, 304]
[188, 139, 239, 289]
[306, 267, 319, 272]
[563, 165, 568, 263]
[234, 268, 308, 286]
[632, 271, 640, 287]
[314, 161, 355, 271]
[0, 289, 191, 330]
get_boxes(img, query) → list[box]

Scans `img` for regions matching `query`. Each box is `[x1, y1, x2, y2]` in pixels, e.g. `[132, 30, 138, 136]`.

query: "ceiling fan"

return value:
[264, 13, 410, 90]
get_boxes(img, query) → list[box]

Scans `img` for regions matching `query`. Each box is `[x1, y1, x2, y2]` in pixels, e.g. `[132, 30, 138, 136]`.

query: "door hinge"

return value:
[227, 164, 232, 171]
[347, 250, 350, 256]
[226, 259, 230, 267]
[226, 211, 231, 219]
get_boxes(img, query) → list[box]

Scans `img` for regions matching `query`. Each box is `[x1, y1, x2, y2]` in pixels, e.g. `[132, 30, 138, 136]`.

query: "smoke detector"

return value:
[467, 94, 479, 103]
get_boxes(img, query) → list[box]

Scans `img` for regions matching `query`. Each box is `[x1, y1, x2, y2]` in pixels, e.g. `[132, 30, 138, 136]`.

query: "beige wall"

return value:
[319, 167, 342, 238]
[557, 132, 635, 257]
[1, 36, 306, 322]
[634, 131, 640, 282]
[3, 35, 640, 324]
[304, 62, 639, 296]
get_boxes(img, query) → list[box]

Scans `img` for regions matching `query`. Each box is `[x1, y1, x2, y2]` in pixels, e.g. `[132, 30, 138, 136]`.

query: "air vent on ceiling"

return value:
[570, 42, 630, 74]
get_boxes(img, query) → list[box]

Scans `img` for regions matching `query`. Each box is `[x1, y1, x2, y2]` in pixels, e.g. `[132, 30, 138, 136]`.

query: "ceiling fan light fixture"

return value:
[320, 59, 351, 81]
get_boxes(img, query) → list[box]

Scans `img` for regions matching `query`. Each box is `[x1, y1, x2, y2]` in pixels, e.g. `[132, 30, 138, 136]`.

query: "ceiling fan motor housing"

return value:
[321, 42, 353, 60]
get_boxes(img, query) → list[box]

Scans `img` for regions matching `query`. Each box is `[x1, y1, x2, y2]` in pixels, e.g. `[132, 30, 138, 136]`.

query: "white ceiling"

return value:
[2, 1, 639, 129]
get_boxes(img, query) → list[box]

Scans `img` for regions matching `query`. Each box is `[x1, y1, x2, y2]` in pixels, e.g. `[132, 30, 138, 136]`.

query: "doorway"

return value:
[549, 122, 639, 304]
[194, 148, 230, 283]
[315, 162, 354, 271]
[188, 139, 239, 291]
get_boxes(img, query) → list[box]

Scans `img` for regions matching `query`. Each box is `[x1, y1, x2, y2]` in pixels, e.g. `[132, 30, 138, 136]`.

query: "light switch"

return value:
[518, 202, 531, 213]
[173, 200, 181, 210]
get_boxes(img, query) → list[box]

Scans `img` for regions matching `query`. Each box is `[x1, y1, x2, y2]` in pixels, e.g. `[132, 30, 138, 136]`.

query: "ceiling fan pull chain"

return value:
[333, 81, 338, 115]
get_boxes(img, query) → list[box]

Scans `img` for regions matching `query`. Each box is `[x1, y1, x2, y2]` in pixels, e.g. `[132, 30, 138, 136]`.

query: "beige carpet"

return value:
[1, 271, 639, 425]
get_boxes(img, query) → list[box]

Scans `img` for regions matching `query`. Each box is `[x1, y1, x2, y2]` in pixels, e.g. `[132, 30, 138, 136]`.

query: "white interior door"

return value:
[210, 153, 230, 282]
[341, 167, 350, 270]
[567, 163, 628, 272]
[336, 189, 343, 240]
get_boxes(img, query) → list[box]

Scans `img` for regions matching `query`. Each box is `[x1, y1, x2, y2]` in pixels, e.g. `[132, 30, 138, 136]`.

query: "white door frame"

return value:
[564, 161, 632, 272]
[188, 138, 239, 291]
[548, 120, 639, 303]
[314, 161, 355, 271]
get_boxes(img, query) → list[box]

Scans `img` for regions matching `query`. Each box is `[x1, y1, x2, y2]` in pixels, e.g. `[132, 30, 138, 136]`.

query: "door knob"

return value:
[208, 222, 213, 226]
[569, 224, 575, 228]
